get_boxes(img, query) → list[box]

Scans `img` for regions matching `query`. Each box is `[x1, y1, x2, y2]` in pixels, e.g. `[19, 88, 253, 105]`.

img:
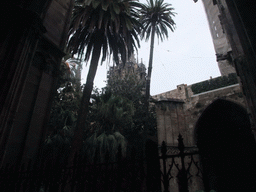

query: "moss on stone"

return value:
[191, 73, 238, 94]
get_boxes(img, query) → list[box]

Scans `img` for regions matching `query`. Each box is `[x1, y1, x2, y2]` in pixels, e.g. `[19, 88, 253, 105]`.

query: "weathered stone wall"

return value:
[154, 83, 245, 146]
[201, 0, 236, 76]
[156, 100, 187, 146]
[224, 0, 256, 132]
[43, 0, 73, 48]
[153, 84, 193, 102]
[154, 82, 245, 191]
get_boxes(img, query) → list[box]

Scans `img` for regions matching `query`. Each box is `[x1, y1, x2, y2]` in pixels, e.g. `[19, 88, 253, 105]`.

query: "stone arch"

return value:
[194, 99, 256, 191]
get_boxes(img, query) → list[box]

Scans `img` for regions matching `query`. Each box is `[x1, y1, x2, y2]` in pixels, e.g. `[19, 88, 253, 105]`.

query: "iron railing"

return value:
[159, 134, 204, 192]
[0, 150, 146, 192]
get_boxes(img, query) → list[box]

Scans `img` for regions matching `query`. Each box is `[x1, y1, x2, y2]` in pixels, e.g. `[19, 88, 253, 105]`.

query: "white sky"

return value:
[81, 0, 221, 96]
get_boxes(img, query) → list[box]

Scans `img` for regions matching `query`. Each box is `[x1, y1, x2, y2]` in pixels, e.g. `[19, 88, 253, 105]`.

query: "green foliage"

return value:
[139, 0, 176, 112]
[68, 0, 141, 65]
[106, 72, 157, 137]
[44, 62, 157, 164]
[48, 60, 82, 134]
[140, 0, 176, 42]
[42, 60, 82, 163]
[89, 89, 135, 134]
[81, 90, 132, 163]
[105, 70, 157, 159]
[45, 72, 134, 164]
[67, 0, 143, 159]
[107, 72, 145, 103]
[191, 73, 238, 94]
[82, 131, 127, 163]
[107, 73, 147, 134]
[42, 126, 73, 165]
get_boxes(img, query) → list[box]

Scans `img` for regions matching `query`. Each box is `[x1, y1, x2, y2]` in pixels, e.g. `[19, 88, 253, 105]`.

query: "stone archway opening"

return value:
[195, 99, 256, 191]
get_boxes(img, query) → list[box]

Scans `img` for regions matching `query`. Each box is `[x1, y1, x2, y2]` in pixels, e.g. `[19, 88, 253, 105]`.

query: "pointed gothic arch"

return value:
[195, 99, 256, 191]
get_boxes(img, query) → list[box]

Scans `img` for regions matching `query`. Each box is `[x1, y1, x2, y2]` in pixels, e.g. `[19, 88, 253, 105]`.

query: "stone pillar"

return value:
[0, 7, 47, 166]
[155, 100, 186, 146]
[0, 0, 74, 166]
[216, 0, 256, 134]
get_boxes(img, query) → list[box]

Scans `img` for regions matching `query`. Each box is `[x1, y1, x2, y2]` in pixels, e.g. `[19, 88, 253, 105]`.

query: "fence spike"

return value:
[161, 141, 167, 157]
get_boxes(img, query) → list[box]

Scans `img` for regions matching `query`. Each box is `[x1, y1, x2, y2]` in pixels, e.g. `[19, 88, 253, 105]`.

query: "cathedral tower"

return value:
[201, 0, 236, 76]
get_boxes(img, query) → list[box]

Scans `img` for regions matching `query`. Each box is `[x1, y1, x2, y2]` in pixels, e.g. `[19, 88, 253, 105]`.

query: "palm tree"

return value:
[83, 91, 134, 163]
[67, 0, 141, 160]
[140, 0, 176, 105]
[139, 1, 175, 180]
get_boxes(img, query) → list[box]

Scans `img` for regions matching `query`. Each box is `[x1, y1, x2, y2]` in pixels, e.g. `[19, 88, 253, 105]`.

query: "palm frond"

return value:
[139, 0, 176, 42]
[68, 0, 141, 66]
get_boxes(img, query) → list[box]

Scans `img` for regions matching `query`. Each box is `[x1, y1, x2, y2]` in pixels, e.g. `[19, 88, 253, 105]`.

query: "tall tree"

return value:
[48, 59, 82, 137]
[67, 0, 141, 160]
[41, 59, 82, 167]
[83, 90, 134, 163]
[140, 3, 175, 187]
[106, 69, 157, 160]
[140, 0, 176, 106]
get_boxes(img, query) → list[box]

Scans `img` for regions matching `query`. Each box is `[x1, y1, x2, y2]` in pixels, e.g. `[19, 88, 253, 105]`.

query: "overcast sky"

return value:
[81, 0, 221, 96]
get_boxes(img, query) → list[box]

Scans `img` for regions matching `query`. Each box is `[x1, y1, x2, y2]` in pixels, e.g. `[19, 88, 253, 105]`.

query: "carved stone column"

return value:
[0, 0, 74, 166]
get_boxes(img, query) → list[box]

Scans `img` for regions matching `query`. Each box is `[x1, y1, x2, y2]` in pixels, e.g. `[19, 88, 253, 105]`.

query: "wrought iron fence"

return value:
[0, 150, 146, 192]
[0, 135, 204, 192]
[159, 134, 204, 192]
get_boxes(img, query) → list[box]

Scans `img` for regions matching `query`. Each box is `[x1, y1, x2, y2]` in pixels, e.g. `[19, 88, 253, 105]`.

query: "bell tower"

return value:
[201, 0, 236, 76]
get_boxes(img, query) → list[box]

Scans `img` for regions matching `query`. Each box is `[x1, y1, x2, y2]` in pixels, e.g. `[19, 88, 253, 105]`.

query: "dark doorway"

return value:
[195, 99, 256, 191]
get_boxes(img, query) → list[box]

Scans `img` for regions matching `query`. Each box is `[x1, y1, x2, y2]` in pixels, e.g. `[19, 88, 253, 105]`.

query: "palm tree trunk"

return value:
[145, 24, 156, 108]
[69, 43, 101, 164]
[144, 25, 156, 192]
[144, 24, 156, 142]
